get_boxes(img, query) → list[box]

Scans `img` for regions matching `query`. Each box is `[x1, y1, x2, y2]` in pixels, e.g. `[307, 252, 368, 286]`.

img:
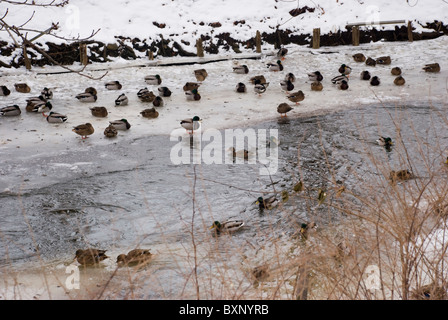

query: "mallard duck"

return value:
[46, 111, 67, 123]
[254, 82, 269, 95]
[14, 83, 30, 93]
[74, 248, 108, 266]
[76, 92, 97, 102]
[105, 81, 122, 90]
[360, 70, 371, 80]
[277, 103, 293, 117]
[280, 79, 294, 93]
[391, 67, 402, 76]
[300, 222, 317, 241]
[376, 136, 393, 148]
[337, 80, 349, 90]
[353, 53, 366, 62]
[85, 87, 97, 95]
[26, 96, 47, 112]
[37, 101, 53, 116]
[185, 88, 201, 101]
[109, 119, 131, 130]
[72, 123, 94, 139]
[252, 265, 270, 281]
[250, 75, 267, 85]
[158, 86, 172, 97]
[210, 220, 245, 233]
[376, 56, 391, 65]
[277, 47, 288, 60]
[233, 64, 249, 74]
[394, 76, 406, 86]
[180, 116, 201, 133]
[145, 74, 162, 85]
[267, 135, 280, 148]
[366, 57, 376, 66]
[311, 81, 323, 91]
[389, 169, 413, 182]
[308, 71, 323, 82]
[137, 88, 156, 102]
[0, 85, 11, 96]
[423, 63, 440, 73]
[117, 249, 152, 267]
[267, 60, 283, 72]
[90, 106, 108, 117]
[284, 72, 296, 82]
[0, 105, 21, 116]
[230, 147, 249, 160]
[115, 93, 128, 106]
[153, 96, 164, 107]
[256, 195, 279, 210]
[287, 90, 304, 104]
[338, 64, 352, 76]
[104, 125, 118, 138]
[370, 76, 380, 86]
[41, 87, 53, 100]
[412, 283, 447, 300]
[331, 75, 349, 84]
[140, 107, 159, 119]
[235, 82, 247, 93]
[183, 82, 201, 91]
[194, 69, 208, 82]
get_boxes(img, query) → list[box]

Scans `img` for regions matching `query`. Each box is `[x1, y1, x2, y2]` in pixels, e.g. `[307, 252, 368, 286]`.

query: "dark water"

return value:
[1, 102, 447, 271]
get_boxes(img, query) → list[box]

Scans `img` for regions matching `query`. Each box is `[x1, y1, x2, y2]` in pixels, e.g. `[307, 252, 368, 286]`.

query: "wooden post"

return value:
[79, 43, 88, 65]
[407, 21, 413, 42]
[23, 45, 32, 70]
[312, 28, 320, 49]
[196, 38, 204, 57]
[352, 26, 360, 46]
[255, 30, 261, 53]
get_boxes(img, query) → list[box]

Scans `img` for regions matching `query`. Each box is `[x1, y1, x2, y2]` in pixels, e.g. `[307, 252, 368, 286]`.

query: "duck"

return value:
[74, 248, 108, 266]
[158, 86, 172, 97]
[0, 85, 11, 96]
[318, 189, 326, 204]
[391, 67, 402, 76]
[145, 74, 162, 85]
[353, 53, 366, 62]
[331, 74, 349, 84]
[230, 147, 249, 160]
[338, 64, 352, 76]
[376, 136, 393, 148]
[287, 90, 305, 105]
[337, 80, 349, 90]
[76, 92, 97, 102]
[183, 82, 201, 92]
[254, 82, 269, 95]
[36, 101, 53, 116]
[26, 96, 47, 112]
[267, 60, 283, 72]
[84, 87, 97, 95]
[394, 76, 406, 86]
[280, 79, 294, 93]
[0, 105, 21, 116]
[41, 87, 53, 100]
[284, 72, 296, 82]
[115, 93, 128, 106]
[360, 70, 371, 80]
[185, 88, 201, 101]
[152, 96, 164, 107]
[422, 63, 440, 73]
[72, 123, 94, 139]
[105, 81, 122, 90]
[389, 169, 413, 182]
[180, 116, 201, 134]
[308, 71, 323, 82]
[137, 88, 156, 102]
[46, 111, 67, 123]
[267, 135, 280, 148]
[104, 125, 118, 138]
[117, 249, 152, 267]
[14, 83, 31, 93]
[277, 103, 293, 117]
[140, 107, 159, 119]
[311, 81, 323, 91]
[235, 82, 247, 93]
[233, 64, 249, 74]
[109, 119, 131, 130]
[194, 69, 208, 82]
[210, 219, 245, 233]
[366, 57, 376, 66]
[277, 47, 288, 60]
[300, 222, 317, 241]
[252, 265, 270, 281]
[90, 106, 108, 117]
[250, 75, 267, 85]
[370, 76, 380, 86]
[256, 195, 279, 210]
[376, 56, 391, 65]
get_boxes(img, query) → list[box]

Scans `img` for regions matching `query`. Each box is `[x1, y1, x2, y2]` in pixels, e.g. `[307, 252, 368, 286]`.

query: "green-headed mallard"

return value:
[41, 87, 53, 100]
[256, 195, 279, 210]
[194, 69, 208, 82]
[46, 111, 67, 123]
[140, 107, 159, 119]
[109, 119, 131, 130]
[185, 88, 201, 101]
[180, 116, 201, 134]
[389, 169, 413, 182]
[76, 92, 97, 102]
[267, 135, 280, 148]
[287, 90, 304, 105]
[353, 53, 366, 63]
[254, 82, 269, 95]
[90, 106, 108, 117]
[153, 96, 164, 107]
[183, 82, 201, 92]
[37, 101, 53, 116]
[117, 249, 152, 267]
[331, 74, 348, 84]
[250, 75, 267, 85]
[394, 76, 406, 86]
[210, 219, 245, 233]
[366, 57, 376, 66]
[338, 64, 352, 76]
[277, 102, 293, 117]
[300, 222, 317, 241]
[360, 70, 371, 80]
[105, 80, 122, 90]
[233, 64, 249, 74]
[74, 248, 108, 266]
[391, 67, 402, 76]
[277, 47, 288, 60]
[115, 93, 128, 106]
[14, 83, 30, 93]
[423, 63, 440, 73]
[72, 123, 94, 139]
[376, 136, 393, 148]
[337, 80, 349, 90]
[235, 82, 247, 93]
[311, 81, 323, 91]
[376, 56, 391, 65]
[308, 71, 323, 82]
[104, 125, 118, 138]
[0, 85, 11, 96]
[284, 72, 296, 82]
[267, 60, 283, 72]
[158, 86, 172, 97]
[280, 79, 294, 93]
[370, 76, 380, 86]
[145, 74, 162, 85]
[137, 88, 156, 102]
[0, 105, 21, 116]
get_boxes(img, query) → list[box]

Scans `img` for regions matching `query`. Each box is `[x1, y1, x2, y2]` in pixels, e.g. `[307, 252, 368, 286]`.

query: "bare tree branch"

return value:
[0, 0, 69, 7]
